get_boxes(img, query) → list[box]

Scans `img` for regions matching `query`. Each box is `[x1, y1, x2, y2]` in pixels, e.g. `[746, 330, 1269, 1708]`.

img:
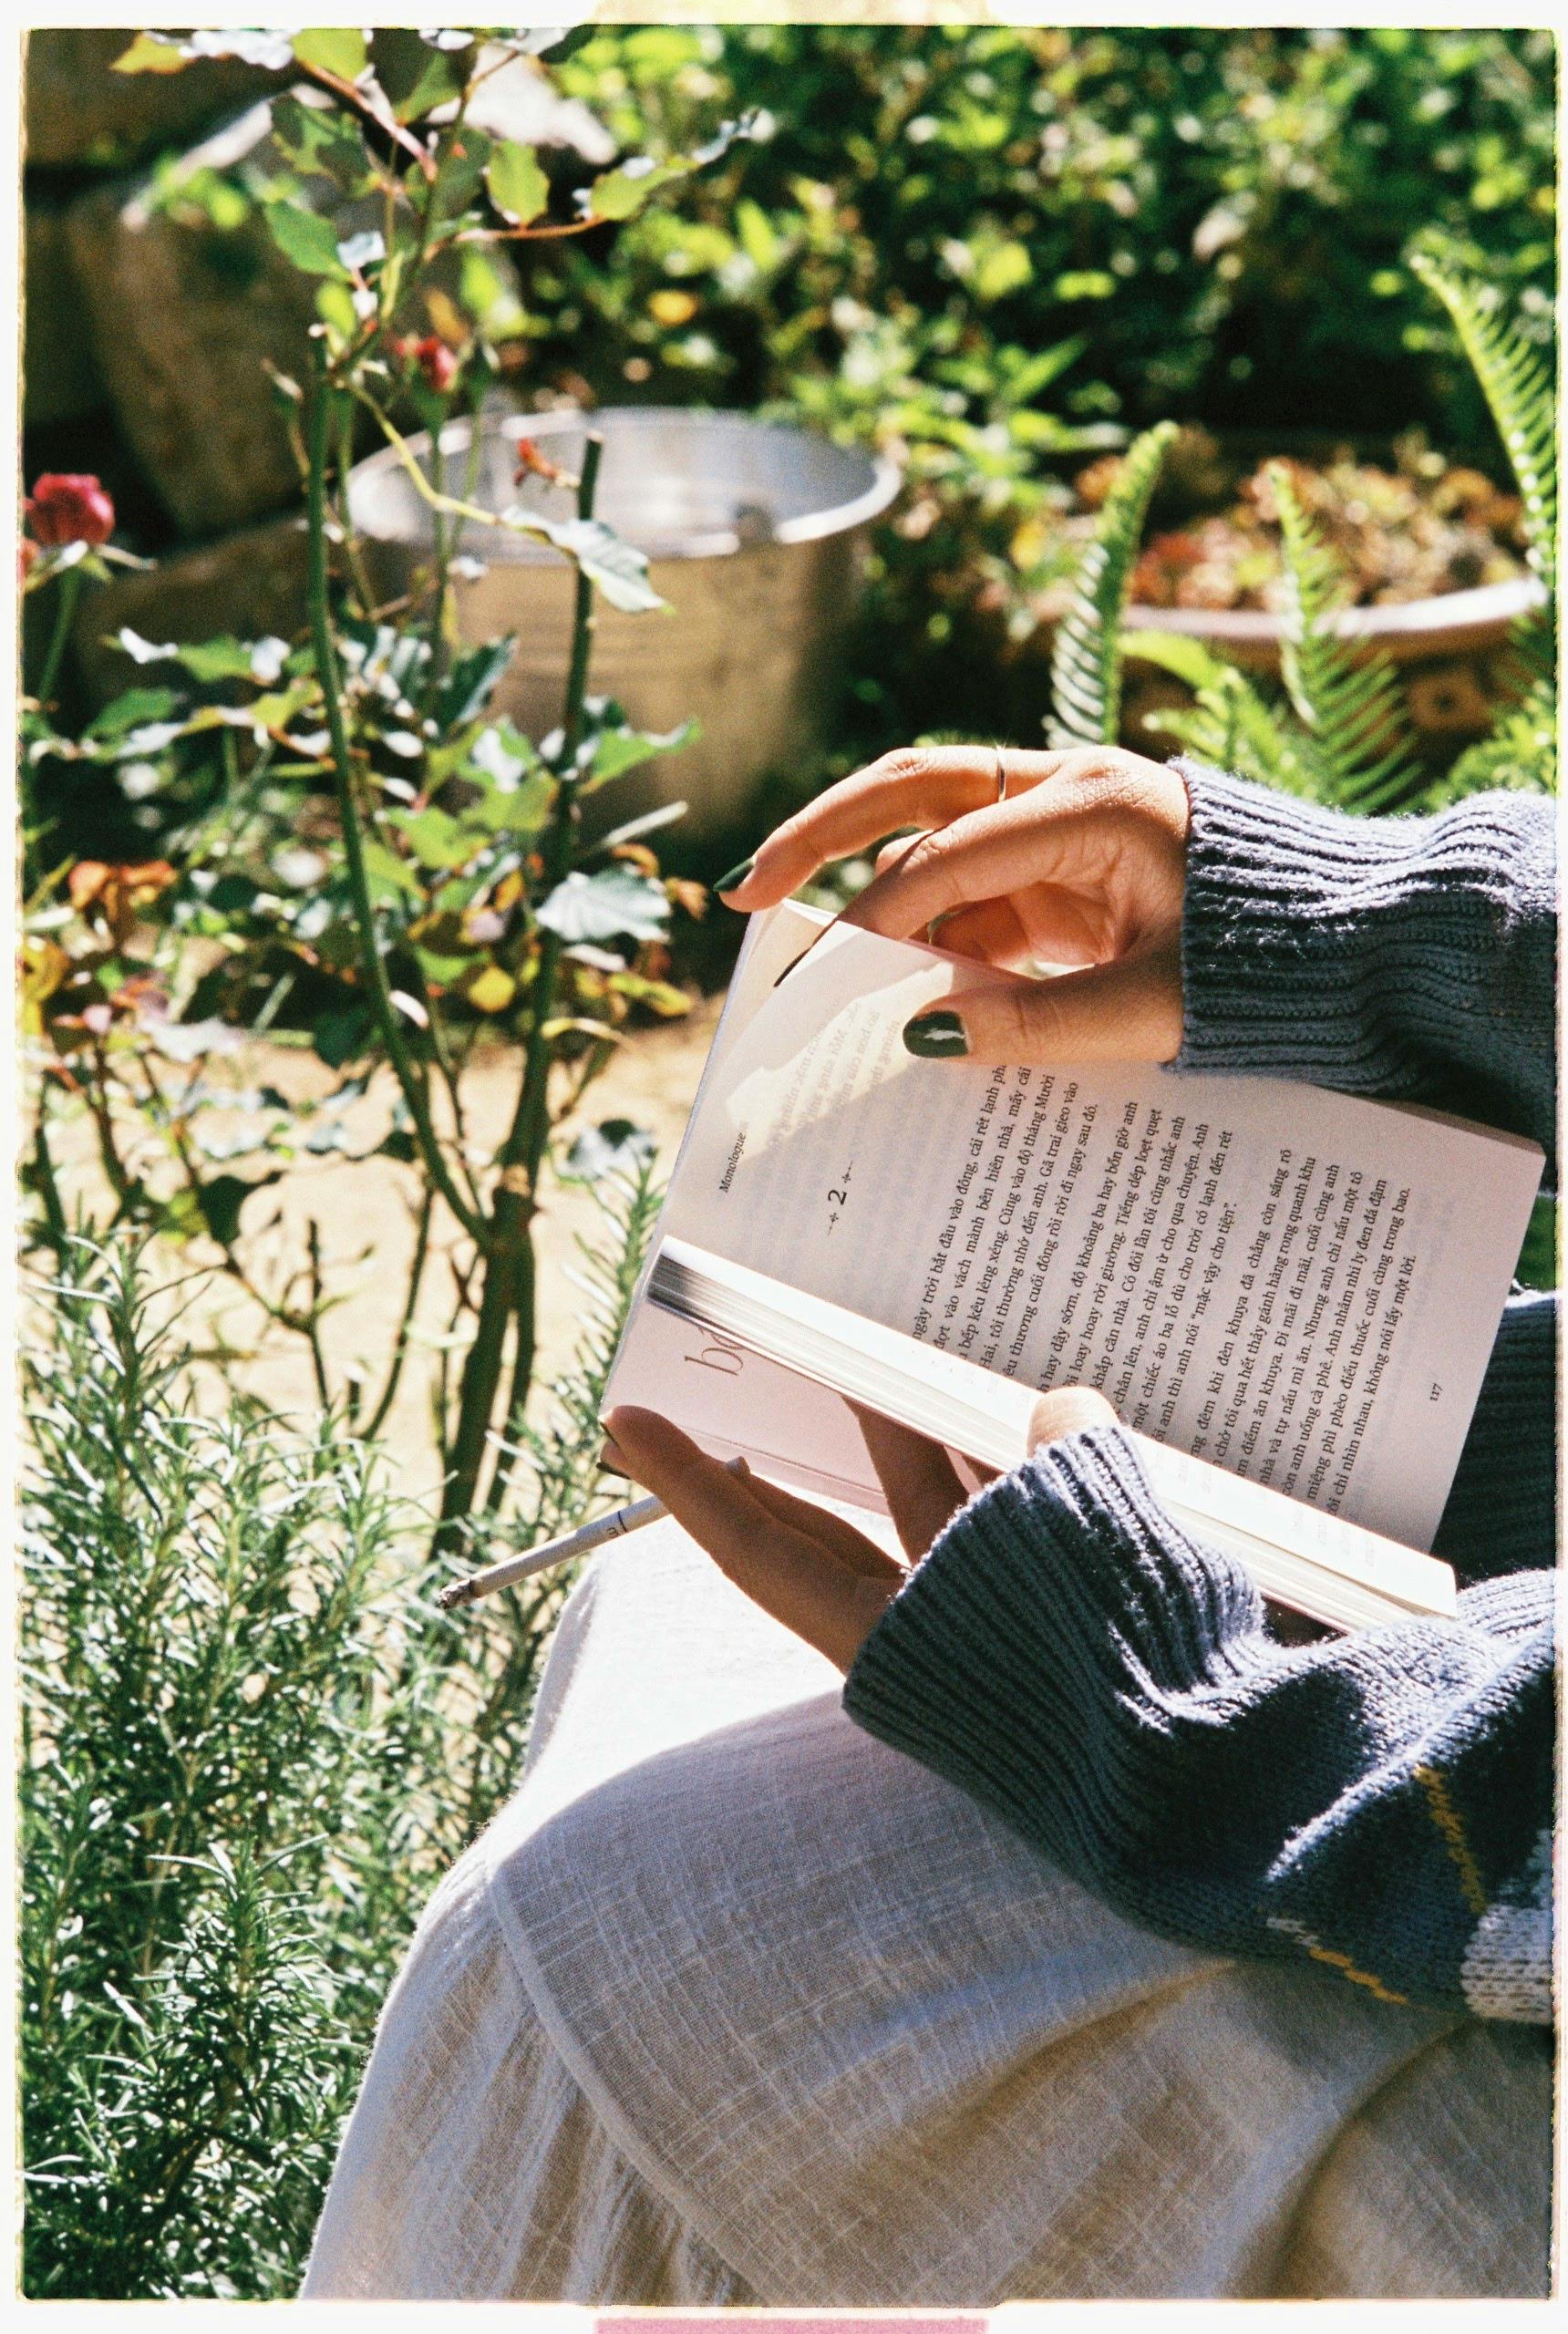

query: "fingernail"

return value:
[902, 1009, 970, 1059]
[714, 854, 755, 898]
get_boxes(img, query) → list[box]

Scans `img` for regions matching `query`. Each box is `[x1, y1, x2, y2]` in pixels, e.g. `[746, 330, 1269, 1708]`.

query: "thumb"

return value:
[1027, 1387, 1119, 1452]
[902, 936, 1181, 1067]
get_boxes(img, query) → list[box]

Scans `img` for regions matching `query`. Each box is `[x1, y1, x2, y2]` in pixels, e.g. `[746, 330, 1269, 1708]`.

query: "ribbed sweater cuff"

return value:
[1169, 758, 1555, 1110]
[842, 1425, 1263, 1864]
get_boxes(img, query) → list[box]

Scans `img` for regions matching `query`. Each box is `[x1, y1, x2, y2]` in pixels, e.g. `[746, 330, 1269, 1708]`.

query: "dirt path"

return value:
[44, 997, 724, 1511]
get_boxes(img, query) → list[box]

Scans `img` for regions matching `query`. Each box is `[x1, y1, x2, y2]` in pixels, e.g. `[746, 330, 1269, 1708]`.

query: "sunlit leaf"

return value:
[292, 28, 368, 83]
[582, 154, 688, 223]
[607, 970, 690, 1017]
[525, 516, 664, 614]
[586, 717, 695, 787]
[487, 140, 549, 227]
[464, 965, 517, 1014]
[111, 33, 190, 75]
[536, 867, 670, 945]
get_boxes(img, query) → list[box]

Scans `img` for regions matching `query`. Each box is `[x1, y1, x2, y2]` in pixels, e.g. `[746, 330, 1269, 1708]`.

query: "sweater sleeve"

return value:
[1172, 761, 1558, 1182]
[843, 1426, 1554, 2024]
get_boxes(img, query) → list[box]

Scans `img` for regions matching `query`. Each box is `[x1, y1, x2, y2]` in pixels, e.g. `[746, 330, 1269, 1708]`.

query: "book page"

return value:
[609, 904, 1542, 1552]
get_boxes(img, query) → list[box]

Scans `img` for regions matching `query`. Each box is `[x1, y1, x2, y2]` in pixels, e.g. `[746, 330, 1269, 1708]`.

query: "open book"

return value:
[603, 900, 1543, 1630]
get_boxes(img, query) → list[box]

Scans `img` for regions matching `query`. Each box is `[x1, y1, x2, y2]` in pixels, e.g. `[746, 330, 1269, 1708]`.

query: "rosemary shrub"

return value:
[20, 1149, 661, 2297]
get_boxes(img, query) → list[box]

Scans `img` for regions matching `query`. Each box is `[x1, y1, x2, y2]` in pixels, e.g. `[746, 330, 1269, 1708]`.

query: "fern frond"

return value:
[1122, 629, 1319, 796]
[1270, 465, 1418, 811]
[1424, 677, 1557, 808]
[1411, 252, 1556, 599]
[1047, 420, 1177, 749]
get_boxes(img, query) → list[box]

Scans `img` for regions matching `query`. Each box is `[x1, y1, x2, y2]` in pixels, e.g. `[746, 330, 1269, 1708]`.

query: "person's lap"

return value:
[304, 1520, 1552, 2302]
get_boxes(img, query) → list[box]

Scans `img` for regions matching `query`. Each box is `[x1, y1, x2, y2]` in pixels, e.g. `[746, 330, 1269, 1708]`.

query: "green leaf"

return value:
[197, 1172, 282, 1247]
[436, 641, 516, 732]
[264, 201, 349, 279]
[543, 517, 665, 614]
[430, 124, 492, 219]
[606, 970, 690, 1017]
[469, 769, 552, 836]
[1048, 421, 1176, 749]
[85, 687, 182, 741]
[313, 1005, 375, 1069]
[486, 140, 550, 227]
[111, 33, 189, 75]
[1425, 676, 1557, 806]
[315, 278, 359, 343]
[1411, 253, 1556, 599]
[1126, 631, 1317, 798]
[586, 717, 696, 789]
[360, 841, 423, 903]
[735, 199, 782, 274]
[269, 93, 371, 189]
[291, 28, 368, 82]
[583, 156, 688, 223]
[536, 868, 670, 946]
[974, 237, 1032, 305]
[392, 808, 479, 872]
[1270, 464, 1417, 810]
[179, 636, 269, 683]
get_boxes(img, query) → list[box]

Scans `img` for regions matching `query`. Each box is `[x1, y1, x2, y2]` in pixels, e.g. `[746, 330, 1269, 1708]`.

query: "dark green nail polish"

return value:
[902, 1009, 970, 1059]
[715, 854, 756, 896]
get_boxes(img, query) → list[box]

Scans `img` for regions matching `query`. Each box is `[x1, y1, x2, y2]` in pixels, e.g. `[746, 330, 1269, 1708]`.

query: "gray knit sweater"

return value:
[844, 764, 1557, 2025]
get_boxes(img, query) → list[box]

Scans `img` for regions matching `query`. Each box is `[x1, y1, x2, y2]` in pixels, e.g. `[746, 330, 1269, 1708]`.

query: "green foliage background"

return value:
[520, 23, 1556, 759]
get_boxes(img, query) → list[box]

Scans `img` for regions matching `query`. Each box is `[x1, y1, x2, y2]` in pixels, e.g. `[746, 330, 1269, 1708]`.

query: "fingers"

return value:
[903, 934, 1183, 1067]
[927, 895, 1036, 969]
[718, 745, 1072, 908]
[603, 1407, 893, 1669]
[844, 790, 1109, 944]
[741, 1467, 906, 1582]
[848, 1403, 972, 1559]
[1027, 1386, 1119, 1451]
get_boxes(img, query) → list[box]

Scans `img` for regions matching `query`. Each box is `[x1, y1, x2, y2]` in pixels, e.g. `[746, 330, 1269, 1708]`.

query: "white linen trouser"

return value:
[304, 1522, 1553, 2302]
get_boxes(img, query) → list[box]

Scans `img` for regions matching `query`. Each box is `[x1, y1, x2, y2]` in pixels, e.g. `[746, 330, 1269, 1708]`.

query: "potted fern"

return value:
[1045, 258, 1555, 817]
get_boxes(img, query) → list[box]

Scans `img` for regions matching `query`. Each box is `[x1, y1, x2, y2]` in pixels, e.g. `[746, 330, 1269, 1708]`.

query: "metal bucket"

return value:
[347, 406, 901, 838]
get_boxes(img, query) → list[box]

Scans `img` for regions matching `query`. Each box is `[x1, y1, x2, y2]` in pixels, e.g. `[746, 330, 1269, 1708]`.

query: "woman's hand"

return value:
[718, 744, 1191, 1066]
[602, 1387, 1118, 1673]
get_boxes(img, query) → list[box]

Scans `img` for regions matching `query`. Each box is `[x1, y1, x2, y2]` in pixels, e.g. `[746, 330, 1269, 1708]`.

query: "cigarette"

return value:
[437, 1455, 751, 1610]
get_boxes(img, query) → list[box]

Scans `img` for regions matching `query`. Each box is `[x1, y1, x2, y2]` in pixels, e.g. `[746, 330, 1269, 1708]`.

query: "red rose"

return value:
[397, 335, 459, 396]
[26, 473, 116, 548]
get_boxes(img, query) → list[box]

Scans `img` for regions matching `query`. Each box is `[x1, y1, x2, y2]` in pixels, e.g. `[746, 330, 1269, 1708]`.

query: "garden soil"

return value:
[46, 997, 723, 1510]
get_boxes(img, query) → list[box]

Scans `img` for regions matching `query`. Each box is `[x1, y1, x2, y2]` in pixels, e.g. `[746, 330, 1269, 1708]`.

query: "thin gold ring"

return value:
[995, 746, 1009, 804]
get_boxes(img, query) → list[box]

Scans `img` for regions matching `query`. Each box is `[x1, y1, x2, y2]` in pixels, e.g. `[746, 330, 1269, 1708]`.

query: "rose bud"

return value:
[413, 335, 459, 395]
[26, 473, 116, 548]
[514, 437, 565, 486]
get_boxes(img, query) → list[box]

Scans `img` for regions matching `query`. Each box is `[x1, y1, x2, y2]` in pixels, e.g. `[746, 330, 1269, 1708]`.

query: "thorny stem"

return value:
[437, 435, 603, 1541]
[306, 345, 485, 1244]
[361, 1183, 436, 1441]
